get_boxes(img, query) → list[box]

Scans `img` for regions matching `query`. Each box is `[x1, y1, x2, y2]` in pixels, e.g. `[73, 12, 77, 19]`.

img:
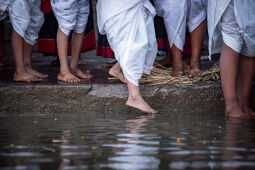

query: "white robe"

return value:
[0, 0, 44, 45]
[154, 0, 207, 51]
[97, 0, 157, 86]
[208, 0, 255, 57]
[51, 0, 90, 36]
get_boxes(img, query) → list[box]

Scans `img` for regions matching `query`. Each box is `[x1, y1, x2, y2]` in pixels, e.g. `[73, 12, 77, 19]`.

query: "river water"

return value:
[1, 110, 255, 169]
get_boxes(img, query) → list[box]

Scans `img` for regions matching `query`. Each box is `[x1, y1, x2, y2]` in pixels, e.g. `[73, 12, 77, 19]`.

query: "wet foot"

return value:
[226, 105, 255, 119]
[188, 65, 202, 78]
[242, 107, 255, 117]
[109, 65, 127, 83]
[25, 66, 48, 78]
[57, 71, 81, 83]
[13, 72, 42, 83]
[126, 95, 157, 114]
[70, 68, 93, 79]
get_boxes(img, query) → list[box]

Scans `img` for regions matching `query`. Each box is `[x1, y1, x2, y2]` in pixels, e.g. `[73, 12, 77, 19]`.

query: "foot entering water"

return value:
[57, 71, 81, 83]
[25, 66, 48, 78]
[13, 72, 42, 82]
[71, 68, 93, 79]
[126, 95, 157, 114]
[109, 63, 127, 83]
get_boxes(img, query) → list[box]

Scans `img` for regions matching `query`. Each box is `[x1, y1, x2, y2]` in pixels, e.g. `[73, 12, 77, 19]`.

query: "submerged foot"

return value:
[25, 66, 48, 78]
[188, 65, 202, 78]
[242, 107, 255, 118]
[13, 72, 42, 83]
[57, 71, 81, 83]
[226, 105, 255, 119]
[109, 65, 127, 83]
[71, 68, 93, 79]
[126, 95, 157, 114]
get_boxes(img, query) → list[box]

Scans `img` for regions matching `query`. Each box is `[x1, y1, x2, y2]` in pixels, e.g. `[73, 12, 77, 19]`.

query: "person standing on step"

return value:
[208, 0, 255, 118]
[97, 0, 157, 114]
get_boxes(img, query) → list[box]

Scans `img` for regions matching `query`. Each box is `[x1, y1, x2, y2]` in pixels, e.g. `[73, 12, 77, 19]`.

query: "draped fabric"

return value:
[97, 0, 157, 86]
[38, 0, 96, 56]
[208, 0, 255, 57]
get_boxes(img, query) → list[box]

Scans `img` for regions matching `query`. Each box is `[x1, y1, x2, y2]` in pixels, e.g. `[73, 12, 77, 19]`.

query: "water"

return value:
[0, 110, 255, 170]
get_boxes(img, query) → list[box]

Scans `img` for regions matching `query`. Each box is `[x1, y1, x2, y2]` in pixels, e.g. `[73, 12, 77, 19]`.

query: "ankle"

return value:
[190, 61, 200, 68]
[60, 69, 71, 75]
[226, 102, 240, 111]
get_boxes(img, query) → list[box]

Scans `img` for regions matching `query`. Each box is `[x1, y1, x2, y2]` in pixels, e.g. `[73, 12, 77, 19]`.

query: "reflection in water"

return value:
[222, 119, 255, 170]
[0, 111, 255, 169]
[104, 115, 160, 169]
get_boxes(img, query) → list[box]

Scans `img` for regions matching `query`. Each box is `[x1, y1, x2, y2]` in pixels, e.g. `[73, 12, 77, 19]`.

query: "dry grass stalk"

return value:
[140, 62, 220, 85]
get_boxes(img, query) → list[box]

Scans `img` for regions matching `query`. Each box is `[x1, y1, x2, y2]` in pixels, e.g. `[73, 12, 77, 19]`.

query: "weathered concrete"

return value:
[0, 51, 254, 114]
[0, 83, 223, 113]
[1, 82, 254, 114]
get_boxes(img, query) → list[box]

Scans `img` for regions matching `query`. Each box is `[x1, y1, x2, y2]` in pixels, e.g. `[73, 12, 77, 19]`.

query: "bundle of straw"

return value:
[140, 62, 220, 85]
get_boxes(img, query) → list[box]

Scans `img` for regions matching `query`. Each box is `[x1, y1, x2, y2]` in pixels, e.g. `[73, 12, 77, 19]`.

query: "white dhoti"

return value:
[208, 0, 255, 57]
[51, 0, 90, 36]
[154, 0, 207, 51]
[97, 0, 157, 86]
[153, 0, 187, 51]
[0, 0, 44, 45]
[187, 0, 207, 33]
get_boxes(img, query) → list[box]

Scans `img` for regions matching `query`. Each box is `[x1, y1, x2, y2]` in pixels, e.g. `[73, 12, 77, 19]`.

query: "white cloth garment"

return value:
[187, 0, 207, 33]
[51, 0, 90, 36]
[0, 0, 44, 45]
[208, 0, 255, 57]
[97, 0, 157, 86]
[154, 0, 207, 51]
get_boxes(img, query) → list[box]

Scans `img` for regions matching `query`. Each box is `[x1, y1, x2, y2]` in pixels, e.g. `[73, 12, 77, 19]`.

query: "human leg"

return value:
[238, 55, 255, 116]
[188, 20, 206, 77]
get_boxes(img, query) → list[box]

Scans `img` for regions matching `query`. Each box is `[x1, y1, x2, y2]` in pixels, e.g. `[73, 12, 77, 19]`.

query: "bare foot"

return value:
[171, 70, 183, 77]
[57, 71, 81, 83]
[126, 95, 157, 114]
[25, 66, 48, 78]
[188, 65, 202, 78]
[242, 107, 255, 117]
[109, 64, 127, 83]
[226, 105, 255, 119]
[70, 68, 93, 79]
[171, 60, 183, 77]
[13, 72, 42, 83]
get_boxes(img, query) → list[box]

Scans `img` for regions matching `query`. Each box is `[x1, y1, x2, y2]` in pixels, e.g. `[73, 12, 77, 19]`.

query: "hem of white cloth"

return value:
[74, 26, 86, 34]
[223, 37, 242, 54]
[59, 26, 71, 36]
[188, 11, 206, 33]
[125, 74, 139, 87]
[172, 34, 184, 52]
